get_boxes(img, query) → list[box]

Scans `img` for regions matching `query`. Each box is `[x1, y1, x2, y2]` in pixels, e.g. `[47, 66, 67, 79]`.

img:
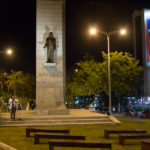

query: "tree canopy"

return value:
[99, 51, 143, 96]
[0, 70, 35, 101]
[66, 52, 143, 102]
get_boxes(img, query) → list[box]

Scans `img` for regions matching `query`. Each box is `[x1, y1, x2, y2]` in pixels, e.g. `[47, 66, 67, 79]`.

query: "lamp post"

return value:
[89, 28, 126, 115]
[107, 34, 111, 115]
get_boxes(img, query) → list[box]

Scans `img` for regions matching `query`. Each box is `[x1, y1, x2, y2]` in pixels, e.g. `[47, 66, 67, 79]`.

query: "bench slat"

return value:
[119, 134, 150, 145]
[34, 133, 86, 144]
[104, 129, 147, 139]
[49, 140, 112, 150]
[26, 128, 69, 137]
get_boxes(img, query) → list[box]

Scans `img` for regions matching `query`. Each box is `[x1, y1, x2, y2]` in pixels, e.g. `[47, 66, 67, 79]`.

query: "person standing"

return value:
[9, 96, 18, 120]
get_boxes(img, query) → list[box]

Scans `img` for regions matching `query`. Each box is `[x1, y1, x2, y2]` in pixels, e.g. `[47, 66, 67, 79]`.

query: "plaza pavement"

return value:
[0, 109, 120, 126]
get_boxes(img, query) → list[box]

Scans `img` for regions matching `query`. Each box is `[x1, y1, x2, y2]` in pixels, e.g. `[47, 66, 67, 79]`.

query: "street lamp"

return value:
[0, 48, 13, 55]
[75, 69, 78, 72]
[6, 49, 13, 55]
[89, 27, 126, 115]
[89, 28, 97, 35]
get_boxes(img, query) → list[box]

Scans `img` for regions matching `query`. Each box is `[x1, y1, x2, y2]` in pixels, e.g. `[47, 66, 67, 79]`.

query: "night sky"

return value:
[0, 0, 149, 74]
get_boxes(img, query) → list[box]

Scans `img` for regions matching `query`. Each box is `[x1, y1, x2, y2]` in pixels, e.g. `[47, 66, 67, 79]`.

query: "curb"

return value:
[0, 142, 17, 150]
[109, 116, 121, 124]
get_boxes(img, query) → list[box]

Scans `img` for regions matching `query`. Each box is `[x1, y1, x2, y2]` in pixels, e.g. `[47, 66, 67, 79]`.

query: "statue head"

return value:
[49, 32, 53, 37]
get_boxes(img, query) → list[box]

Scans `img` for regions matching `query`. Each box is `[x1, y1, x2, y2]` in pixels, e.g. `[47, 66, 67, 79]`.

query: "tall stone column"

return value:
[36, 0, 69, 115]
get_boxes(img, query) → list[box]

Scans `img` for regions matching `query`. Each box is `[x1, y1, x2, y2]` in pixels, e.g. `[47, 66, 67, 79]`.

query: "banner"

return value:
[145, 13, 150, 64]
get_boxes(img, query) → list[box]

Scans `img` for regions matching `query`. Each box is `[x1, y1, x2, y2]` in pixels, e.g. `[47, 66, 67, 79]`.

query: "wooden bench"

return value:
[26, 128, 69, 137]
[49, 140, 112, 150]
[104, 129, 147, 139]
[119, 134, 150, 145]
[34, 133, 86, 144]
[141, 140, 150, 150]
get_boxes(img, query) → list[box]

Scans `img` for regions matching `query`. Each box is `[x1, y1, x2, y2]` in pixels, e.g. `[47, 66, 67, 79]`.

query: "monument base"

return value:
[36, 109, 69, 115]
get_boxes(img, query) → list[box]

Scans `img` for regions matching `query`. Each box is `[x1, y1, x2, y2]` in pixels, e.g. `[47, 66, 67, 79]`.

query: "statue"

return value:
[43, 32, 56, 63]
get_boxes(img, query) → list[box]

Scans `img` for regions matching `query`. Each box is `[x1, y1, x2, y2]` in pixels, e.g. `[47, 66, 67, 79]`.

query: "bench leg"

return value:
[34, 135, 39, 144]
[49, 145, 54, 150]
[104, 131, 109, 139]
[110, 145, 112, 150]
[141, 143, 150, 150]
[26, 130, 30, 137]
[119, 137, 124, 145]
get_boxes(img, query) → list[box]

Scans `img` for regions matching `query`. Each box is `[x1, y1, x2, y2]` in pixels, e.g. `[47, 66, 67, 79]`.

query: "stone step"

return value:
[0, 116, 109, 121]
[0, 118, 111, 124]
[0, 121, 116, 127]
[0, 110, 120, 126]
[0, 109, 108, 117]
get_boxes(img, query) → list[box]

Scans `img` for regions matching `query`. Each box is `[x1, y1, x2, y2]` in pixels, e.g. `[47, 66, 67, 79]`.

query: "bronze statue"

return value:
[43, 32, 56, 63]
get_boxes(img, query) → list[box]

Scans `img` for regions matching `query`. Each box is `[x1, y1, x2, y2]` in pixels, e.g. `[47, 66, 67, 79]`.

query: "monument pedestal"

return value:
[36, 109, 69, 115]
[36, 104, 69, 115]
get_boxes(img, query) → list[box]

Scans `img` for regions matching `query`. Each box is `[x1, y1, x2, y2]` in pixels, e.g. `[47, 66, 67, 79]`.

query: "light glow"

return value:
[6, 49, 12, 55]
[75, 69, 78, 72]
[89, 28, 97, 35]
[120, 29, 126, 35]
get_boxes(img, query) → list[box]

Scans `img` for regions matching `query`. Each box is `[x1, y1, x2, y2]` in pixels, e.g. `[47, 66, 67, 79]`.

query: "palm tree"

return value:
[5, 70, 25, 96]
[0, 72, 7, 90]
[6, 70, 35, 101]
[19, 73, 35, 99]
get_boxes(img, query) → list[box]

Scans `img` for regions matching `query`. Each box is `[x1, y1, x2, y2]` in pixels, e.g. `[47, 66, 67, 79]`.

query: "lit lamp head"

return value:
[120, 29, 126, 35]
[89, 28, 97, 35]
[6, 49, 12, 55]
[75, 69, 78, 72]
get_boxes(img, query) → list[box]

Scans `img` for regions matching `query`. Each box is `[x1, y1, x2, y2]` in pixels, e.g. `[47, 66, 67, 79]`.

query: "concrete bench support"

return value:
[141, 140, 150, 150]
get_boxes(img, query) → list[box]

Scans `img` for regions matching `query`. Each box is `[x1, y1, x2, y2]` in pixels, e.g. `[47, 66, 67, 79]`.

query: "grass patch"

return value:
[0, 116, 150, 150]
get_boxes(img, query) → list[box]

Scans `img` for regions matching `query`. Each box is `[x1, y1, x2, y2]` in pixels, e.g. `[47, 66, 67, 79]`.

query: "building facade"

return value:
[133, 9, 150, 97]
